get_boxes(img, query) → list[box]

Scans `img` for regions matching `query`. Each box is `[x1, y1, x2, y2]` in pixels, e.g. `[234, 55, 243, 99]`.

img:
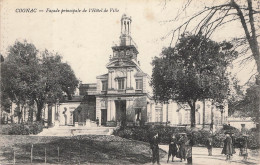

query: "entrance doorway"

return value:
[101, 109, 107, 126]
[115, 100, 126, 126]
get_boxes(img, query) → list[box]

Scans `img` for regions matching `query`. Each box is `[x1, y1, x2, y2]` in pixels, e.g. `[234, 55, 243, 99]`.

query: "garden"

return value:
[0, 134, 166, 164]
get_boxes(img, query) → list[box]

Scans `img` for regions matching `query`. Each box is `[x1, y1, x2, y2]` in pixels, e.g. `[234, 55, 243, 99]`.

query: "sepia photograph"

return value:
[0, 0, 259, 164]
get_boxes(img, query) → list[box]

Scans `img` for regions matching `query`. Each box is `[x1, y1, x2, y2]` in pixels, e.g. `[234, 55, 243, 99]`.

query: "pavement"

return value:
[149, 145, 260, 165]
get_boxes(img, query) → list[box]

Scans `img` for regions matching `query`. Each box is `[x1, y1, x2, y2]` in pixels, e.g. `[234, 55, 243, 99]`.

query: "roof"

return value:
[96, 74, 108, 79]
[134, 71, 147, 77]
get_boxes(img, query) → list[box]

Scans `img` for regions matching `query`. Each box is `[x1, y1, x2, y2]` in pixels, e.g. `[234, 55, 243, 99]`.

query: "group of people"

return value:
[221, 132, 248, 161]
[149, 132, 194, 165]
[149, 131, 249, 164]
[167, 133, 194, 164]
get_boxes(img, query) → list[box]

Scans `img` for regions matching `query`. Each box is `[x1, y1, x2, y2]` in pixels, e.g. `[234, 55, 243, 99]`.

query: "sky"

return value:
[0, 0, 257, 86]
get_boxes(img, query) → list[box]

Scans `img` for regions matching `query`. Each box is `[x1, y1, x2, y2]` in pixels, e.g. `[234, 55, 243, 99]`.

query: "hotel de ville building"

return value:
[29, 14, 228, 129]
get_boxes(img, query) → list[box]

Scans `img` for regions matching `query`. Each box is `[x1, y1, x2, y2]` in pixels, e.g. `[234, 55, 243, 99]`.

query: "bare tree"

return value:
[162, 0, 259, 77]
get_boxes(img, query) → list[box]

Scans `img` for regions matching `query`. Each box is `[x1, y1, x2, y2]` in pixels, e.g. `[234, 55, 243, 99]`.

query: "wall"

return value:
[228, 117, 256, 130]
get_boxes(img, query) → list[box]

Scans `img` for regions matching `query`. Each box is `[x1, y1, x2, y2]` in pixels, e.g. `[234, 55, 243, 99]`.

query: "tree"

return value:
[151, 34, 237, 127]
[163, 0, 259, 77]
[1, 41, 40, 123]
[1, 41, 79, 122]
[231, 84, 259, 127]
[32, 50, 79, 121]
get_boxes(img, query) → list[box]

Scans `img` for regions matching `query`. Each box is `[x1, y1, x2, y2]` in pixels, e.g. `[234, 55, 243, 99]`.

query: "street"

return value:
[154, 145, 259, 165]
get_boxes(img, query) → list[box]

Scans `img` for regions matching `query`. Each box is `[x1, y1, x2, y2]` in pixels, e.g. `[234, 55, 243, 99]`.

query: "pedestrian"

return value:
[178, 133, 187, 162]
[185, 133, 194, 164]
[167, 134, 179, 163]
[206, 136, 213, 156]
[230, 132, 236, 156]
[222, 132, 235, 161]
[241, 134, 248, 161]
[150, 133, 160, 165]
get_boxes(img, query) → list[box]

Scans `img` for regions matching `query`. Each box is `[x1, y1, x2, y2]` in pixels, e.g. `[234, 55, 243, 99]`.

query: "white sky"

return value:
[0, 0, 257, 85]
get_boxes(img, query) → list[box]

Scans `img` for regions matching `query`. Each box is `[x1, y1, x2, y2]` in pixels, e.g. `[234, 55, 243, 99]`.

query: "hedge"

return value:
[1, 122, 43, 135]
[113, 125, 259, 149]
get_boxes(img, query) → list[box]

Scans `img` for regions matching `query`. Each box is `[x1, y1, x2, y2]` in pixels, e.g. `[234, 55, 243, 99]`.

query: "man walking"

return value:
[186, 133, 194, 164]
[150, 133, 160, 165]
[206, 136, 213, 156]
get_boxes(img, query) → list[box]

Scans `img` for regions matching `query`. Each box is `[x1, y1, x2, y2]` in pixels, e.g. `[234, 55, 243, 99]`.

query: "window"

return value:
[136, 79, 143, 90]
[118, 78, 125, 90]
[102, 81, 108, 91]
[155, 107, 163, 122]
[178, 112, 182, 124]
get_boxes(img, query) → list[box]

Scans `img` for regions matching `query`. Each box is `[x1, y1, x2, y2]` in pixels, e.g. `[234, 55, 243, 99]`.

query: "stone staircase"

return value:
[37, 126, 115, 136]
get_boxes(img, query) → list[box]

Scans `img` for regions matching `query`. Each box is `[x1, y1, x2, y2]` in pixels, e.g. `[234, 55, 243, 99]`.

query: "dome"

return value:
[121, 13, 131, 21]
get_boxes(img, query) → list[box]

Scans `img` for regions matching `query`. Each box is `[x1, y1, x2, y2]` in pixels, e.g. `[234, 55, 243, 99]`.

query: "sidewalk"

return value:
[148, 145, 260, 165]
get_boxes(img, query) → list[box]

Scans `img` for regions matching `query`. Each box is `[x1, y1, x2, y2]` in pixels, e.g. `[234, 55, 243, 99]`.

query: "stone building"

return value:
[95, 14, 152, 127]
[8, 14, 229, 129]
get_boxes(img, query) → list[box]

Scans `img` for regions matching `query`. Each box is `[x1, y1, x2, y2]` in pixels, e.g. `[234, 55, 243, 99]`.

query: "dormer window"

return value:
[136, 79, 143, 90]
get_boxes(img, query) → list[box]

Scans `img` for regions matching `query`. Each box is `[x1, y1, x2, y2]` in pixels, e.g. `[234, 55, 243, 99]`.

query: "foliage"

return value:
[114, 126, 259, 149]
[1, 40, 79, 121]
[1, 122, 43, 135]
[151, 34, 237, 127]
[164, 0, 259, 76]
[113, 126, 186, 144]
[230, 84, 259, 125]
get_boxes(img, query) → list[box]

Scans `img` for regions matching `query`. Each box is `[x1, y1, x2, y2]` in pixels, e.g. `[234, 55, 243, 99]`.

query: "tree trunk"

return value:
[36, 101, 44, 122]
[210, 101, 214, 131]
[231, 0, 260, 74]
[17, 103, 21, 124]
[203, 99, 205, 128]
[188, 101, 196, 128]
[29, 107, 33, 123]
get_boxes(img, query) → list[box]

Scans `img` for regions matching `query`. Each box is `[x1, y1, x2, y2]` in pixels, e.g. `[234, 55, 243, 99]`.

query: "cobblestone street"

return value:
[152, 145, 260, 165]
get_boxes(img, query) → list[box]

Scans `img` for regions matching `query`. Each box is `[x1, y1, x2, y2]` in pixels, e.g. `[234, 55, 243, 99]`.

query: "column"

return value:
[108, 72, 111, 89]
[107, 100, 111, 121]
[52, 105, 55, 125]
[111, 101, 116, 121]
[111, 71, 114, 89]
[162, 104, 167, 122]
[126, 100, 130, 121]
[127, 70, 130, 88]
[147, 102, 150, 122]
[151, 103, 155, 122]
[129, 70, 132, 88]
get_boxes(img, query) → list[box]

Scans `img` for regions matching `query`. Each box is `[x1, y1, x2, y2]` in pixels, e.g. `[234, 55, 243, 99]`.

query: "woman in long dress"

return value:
[178, 133, 187, 162]
[222, 133, 235, 160]
[167, 134, 179, 163]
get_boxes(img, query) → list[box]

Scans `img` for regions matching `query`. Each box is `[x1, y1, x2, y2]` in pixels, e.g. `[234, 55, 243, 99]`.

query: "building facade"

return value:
[95, 14, 152, 126]
[7, 14, 229, 129]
